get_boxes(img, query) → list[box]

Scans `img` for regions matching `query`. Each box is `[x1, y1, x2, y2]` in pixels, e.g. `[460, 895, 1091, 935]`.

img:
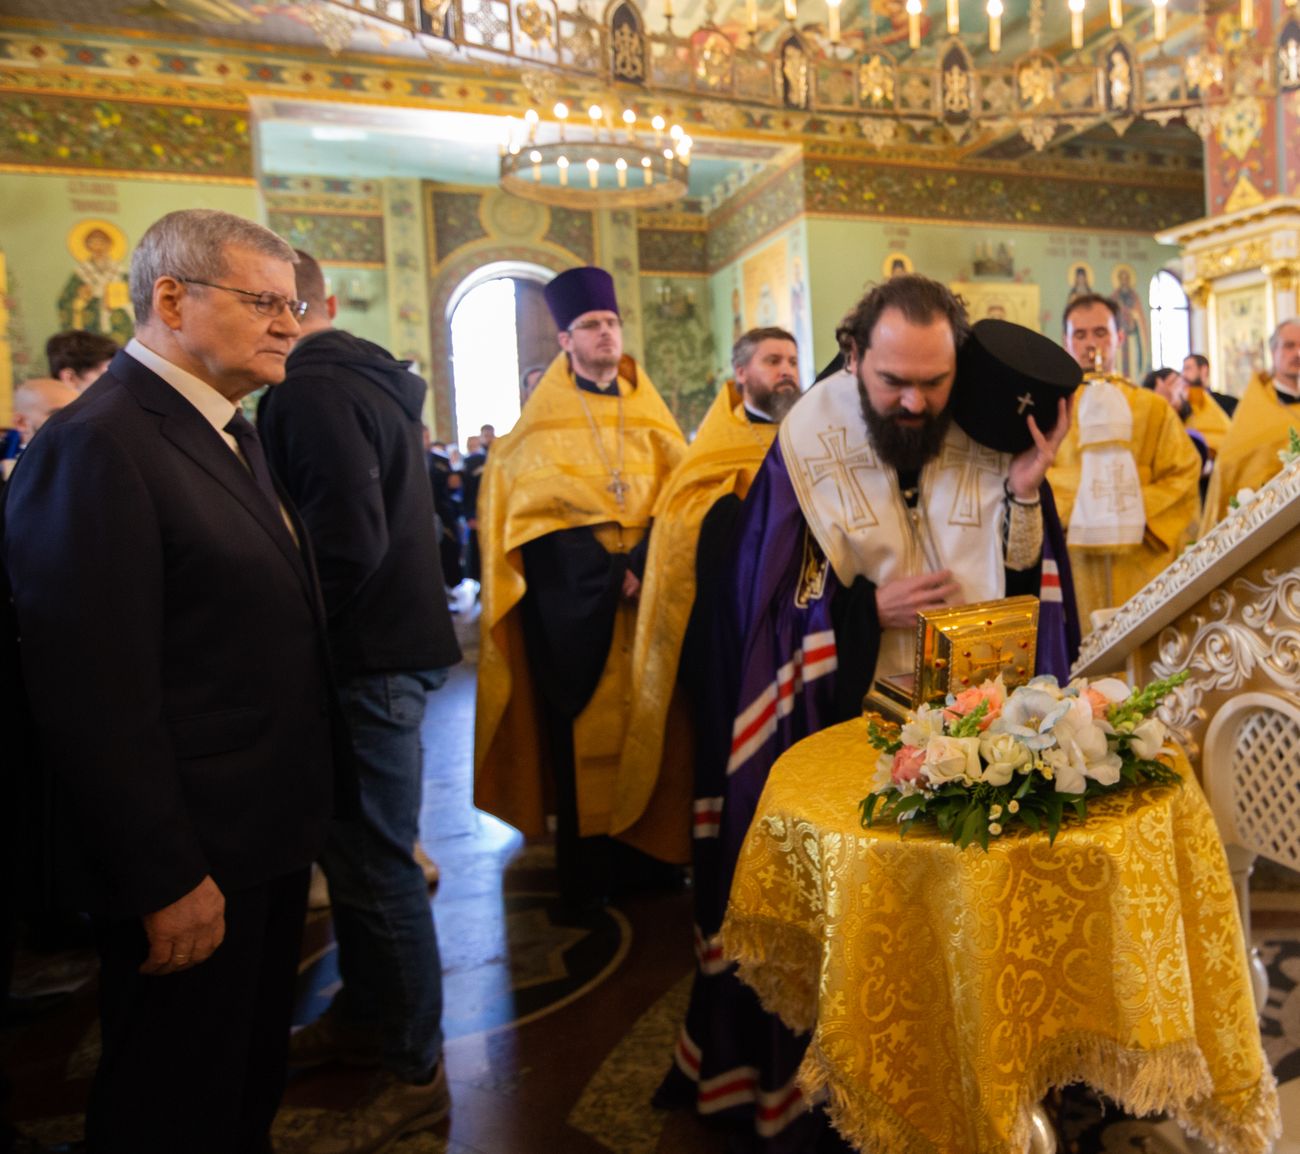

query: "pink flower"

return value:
[1083, 687, 1110, 719]
[891, 745, 925, 785]
[945, 678, 1005, 730]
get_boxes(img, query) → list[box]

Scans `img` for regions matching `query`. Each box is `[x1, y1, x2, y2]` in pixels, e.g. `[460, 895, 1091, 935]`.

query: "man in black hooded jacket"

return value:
[259, 251, 460, 1152]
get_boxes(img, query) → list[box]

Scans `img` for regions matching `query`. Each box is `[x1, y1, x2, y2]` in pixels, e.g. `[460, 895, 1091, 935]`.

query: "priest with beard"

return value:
[658, 275, 1082, 1153]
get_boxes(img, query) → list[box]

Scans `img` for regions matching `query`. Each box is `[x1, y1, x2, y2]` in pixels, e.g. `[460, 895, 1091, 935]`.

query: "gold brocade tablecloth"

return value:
[720, 718, 1281, 1154]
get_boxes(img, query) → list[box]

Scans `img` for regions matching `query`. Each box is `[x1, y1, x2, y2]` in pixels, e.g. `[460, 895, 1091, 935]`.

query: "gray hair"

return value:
[130, 210, 297, 324]
[1271, 318, 1300, 355]
[731, 326, 797, 373]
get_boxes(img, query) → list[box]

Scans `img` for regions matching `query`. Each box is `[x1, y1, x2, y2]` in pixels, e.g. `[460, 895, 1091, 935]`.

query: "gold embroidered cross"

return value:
[805, 427, 878, 531]
[938, 438, 1004, 527]
[1089, 460, 1140, 514]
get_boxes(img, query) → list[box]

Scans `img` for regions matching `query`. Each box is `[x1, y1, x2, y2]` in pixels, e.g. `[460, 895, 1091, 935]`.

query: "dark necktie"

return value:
[224, 411, 283, 517]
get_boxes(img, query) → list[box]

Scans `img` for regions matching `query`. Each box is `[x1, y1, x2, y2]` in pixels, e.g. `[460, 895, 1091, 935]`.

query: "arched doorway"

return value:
[446, 261, 555, 449]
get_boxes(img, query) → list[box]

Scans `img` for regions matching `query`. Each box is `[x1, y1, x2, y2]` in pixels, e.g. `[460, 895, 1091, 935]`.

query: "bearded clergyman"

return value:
[661, 274, 1083, 1151]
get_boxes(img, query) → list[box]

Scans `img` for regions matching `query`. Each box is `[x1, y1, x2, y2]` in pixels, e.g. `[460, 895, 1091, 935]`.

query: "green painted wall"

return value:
[0, 171, 257, 382]
[805, 217, 1180, 380]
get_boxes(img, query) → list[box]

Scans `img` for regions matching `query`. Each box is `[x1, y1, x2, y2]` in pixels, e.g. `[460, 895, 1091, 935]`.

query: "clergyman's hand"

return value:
[1007, 396, 1072, 501]
[622, 569, 641, 600]
[140, 875, 226, 976]
[875, 570, 962, 630]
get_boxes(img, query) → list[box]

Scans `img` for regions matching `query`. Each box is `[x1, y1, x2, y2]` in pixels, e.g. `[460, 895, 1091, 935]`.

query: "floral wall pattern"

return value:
[544, 208, 595, 266]
[0, 86, 251, 179]
[639, 273, 716, 434]
[430, 191, 487, 263]
[707, 160, 805, 270]
[803, 156, 1203, 233]
[265, 211, 385, 265]
[638, 224, 708, 274]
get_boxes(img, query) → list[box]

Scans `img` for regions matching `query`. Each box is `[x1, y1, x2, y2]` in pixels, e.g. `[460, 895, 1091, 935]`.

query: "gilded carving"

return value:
[943, 64, 971, 114]
[516, 1, 554, 48]
[1075, 459, 1300, 679]
[1150, 572, 1300, 755]
[859, 54, 895, 107]
[1197, 237, 1270, 279]
[612, 22, 645, 80]
[1017, 58, 1054, 107]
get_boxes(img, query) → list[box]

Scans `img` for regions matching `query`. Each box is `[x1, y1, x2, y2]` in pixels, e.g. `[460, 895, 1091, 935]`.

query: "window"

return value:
[1148, 270, 1190, 371]
[449, 277, 522, 450]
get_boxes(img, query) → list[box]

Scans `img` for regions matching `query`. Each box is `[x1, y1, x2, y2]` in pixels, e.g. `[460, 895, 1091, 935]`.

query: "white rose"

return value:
[921, 735, 982, 787]
[978, 731, 1032, 786]
[1044, 747, 1087, 794]
[901, 703, 946, 749]
[1049, 697, 1124, 788]
[1129, 717, 1167, 760]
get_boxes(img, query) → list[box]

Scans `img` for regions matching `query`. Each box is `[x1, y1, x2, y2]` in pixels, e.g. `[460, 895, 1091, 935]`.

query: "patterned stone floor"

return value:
[4, 590, 1300, 1153]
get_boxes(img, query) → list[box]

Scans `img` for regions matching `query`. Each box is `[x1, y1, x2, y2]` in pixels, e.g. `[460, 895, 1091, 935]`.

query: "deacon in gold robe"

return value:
[1048, 294, 1201, 630]
[613, 327, 798, 845]
[1202, 318, 1300, 531]
[473, 267, 686, 913]
[1185, 377, 1232, 460]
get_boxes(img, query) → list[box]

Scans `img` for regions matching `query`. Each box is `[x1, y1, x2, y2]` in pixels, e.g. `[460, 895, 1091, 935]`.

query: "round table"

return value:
[721, 717, 1280, 1154]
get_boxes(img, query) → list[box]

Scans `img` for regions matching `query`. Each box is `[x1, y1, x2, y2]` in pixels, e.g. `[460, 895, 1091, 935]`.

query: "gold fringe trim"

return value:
[805, 1032, 1278, 1154]
[722, 914, 822, 1035]
[725, 908, 1281, 1154]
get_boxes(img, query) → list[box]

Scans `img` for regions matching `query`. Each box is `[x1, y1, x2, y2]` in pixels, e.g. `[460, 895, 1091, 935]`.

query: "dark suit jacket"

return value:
[1, 349, 345, 919]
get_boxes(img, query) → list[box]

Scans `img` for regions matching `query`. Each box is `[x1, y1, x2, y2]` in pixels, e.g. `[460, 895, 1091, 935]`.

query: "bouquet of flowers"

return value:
[860, 671, 1189, 850]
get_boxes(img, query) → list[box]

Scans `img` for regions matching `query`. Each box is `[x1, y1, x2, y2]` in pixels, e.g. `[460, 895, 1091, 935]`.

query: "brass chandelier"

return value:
[498, 102, 693, 206]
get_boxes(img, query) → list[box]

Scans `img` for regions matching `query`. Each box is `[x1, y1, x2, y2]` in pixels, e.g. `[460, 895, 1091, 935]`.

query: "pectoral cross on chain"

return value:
[1016, 392, 1035, 415]
[1090, 460, 1139, 514]
[607, 470, 629, 508]
[805, 427, 878, 530]
[938, 438, 1004, 527]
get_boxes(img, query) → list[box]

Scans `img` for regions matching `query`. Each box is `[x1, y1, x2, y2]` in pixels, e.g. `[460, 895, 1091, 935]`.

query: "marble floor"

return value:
[4, 589, 1300, 1153]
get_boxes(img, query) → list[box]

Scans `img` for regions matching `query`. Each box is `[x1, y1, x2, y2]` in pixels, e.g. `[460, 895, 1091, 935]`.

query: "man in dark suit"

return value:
[1, 208, 346, 1154]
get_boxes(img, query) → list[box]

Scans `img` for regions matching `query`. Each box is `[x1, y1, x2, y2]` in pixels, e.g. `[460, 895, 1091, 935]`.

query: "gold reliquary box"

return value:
[863, 595, 1040, 722]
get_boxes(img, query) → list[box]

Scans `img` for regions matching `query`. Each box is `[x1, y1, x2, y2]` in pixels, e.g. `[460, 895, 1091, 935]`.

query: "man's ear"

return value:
[556, 330, 573, 354]
[153, 276, 186, 331]
[326, 295, 338, 320]
[56, 367, 79, 388]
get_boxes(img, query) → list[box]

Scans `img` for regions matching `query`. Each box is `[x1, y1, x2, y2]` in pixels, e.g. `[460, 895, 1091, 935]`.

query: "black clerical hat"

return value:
[951, 319, 1082, 454]
[544, 267, 620, 332]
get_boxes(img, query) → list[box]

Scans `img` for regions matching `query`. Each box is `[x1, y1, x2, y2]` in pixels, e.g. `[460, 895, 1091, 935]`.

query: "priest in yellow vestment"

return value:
[1202, 319, 1300, 531]
[613, 327, 798, 842]
[474, 267, 686, 911]
[1047, 295, 1201, 630]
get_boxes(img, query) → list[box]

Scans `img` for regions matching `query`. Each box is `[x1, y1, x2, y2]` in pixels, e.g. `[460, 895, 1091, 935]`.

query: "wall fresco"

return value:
[639, 273, 715, 434]
[802, 156, 1203, 232]
[543, 207, 595, 266]
[707, 160, 805, 270]
[430, 191, 488, 264]
[266, 211, 384, 265]
[638, 226, 707, 274]
[0, 89, 250, 178]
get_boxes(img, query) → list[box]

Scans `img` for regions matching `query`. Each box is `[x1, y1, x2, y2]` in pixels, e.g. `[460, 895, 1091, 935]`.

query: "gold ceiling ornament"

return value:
[301, 0, 1292, 151]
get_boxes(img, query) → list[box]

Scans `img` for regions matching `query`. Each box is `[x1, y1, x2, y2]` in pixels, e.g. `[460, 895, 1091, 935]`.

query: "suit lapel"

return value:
[110, 353, 314, 595]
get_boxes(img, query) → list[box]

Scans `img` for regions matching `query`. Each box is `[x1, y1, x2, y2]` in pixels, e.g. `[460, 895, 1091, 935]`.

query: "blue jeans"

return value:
[321, 670, 443, 1082]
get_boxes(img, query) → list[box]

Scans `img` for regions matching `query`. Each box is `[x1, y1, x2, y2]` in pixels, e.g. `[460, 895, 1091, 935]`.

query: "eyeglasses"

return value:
[569, 316, 622, 333]
[179, 278, 309, 320]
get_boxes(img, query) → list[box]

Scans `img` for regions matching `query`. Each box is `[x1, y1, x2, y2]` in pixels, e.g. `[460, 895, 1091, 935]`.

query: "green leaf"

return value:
[957, 805, 982, 850]
[1020, 809, 1041, 832]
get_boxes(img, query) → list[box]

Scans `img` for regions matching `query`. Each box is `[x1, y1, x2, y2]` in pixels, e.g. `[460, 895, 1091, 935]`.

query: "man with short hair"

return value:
[1047, 294, 1201, 628]
[479, 423, 496, 449]
[661, 278, 1079, 1150]
[520, 365, 545, 405]
[2, 209, 348, 1153]
[45, 330, 119, 392]
[2, 379, 78, 481]
[1184, 352, 1237, 417]
[475, 266, 687, 914]
[1202, 318, 1300, 529]
[259, 249, 459, 1152]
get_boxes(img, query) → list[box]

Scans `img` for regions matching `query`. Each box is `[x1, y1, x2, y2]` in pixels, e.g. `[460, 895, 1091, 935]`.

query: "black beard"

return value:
[857, 379, 952, 471]
[1177, 399, 1193, 421]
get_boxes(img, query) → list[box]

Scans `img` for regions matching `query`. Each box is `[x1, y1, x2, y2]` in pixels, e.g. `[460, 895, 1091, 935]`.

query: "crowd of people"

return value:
[2, 205, 1299, 1154]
